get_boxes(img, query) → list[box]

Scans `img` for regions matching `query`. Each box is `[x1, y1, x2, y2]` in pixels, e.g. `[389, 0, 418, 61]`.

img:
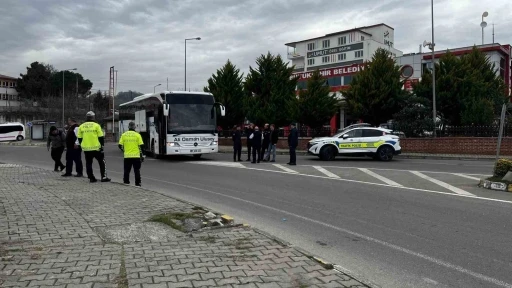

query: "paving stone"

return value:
[0, 165, 368, 288]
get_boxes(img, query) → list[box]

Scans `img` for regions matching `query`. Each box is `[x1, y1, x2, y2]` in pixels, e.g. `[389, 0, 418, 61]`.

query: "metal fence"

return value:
[218, 127, 334, 138]
[393, 124, 512, 138]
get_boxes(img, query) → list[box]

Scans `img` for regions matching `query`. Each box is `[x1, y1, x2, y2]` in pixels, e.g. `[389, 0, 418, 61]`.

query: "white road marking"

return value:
[108, 173, 512, 288]
[358, 168, 403, 187]
[453, 173, 482, 181]
[312, 166, 340, 178]
[187, 161, 245, 168]
[273, 164, 298, 174]
[411, 171, 475, 196]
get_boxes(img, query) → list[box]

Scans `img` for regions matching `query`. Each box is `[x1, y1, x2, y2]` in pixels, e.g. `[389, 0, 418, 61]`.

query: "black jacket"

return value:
[270, 130, 279, 145]
[232, 130, 242, 147]
[251, 130, 262, 148]
[288, 128, 298, 148]
[246, 128, 254, 141]
[66, 124, 79, 149]
[262, 128, 271, 145]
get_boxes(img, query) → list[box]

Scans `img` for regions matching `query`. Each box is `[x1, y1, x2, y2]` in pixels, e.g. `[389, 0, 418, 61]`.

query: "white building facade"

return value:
[285, 23, 404, 129]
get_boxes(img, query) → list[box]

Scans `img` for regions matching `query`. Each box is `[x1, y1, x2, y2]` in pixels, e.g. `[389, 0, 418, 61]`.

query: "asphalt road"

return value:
[1, 145, 511, 288]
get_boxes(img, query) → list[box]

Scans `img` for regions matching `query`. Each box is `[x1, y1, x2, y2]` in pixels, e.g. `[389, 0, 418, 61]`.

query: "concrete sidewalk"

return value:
[218, 146, 504, 160]
[0, 164, 369, 288]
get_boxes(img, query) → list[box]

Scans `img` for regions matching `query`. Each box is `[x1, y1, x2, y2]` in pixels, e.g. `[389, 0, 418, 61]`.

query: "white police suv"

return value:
[307, 126, 401, 161]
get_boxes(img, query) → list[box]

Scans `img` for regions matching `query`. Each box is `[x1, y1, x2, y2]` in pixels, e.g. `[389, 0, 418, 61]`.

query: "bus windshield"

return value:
[166, 94, 216, 134]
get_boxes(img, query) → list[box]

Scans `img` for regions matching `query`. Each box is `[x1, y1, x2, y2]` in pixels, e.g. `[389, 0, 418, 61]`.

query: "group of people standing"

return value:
[47, 111, 144, 186]
[232, 123, 298, 165]
[47, 112, 111, 183]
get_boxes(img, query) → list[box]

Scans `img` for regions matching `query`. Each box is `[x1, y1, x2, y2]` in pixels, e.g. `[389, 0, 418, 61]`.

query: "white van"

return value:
[0, 122, 25, 142]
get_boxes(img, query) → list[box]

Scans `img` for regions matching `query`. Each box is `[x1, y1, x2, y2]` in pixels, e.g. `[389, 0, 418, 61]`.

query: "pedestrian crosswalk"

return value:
[186, 160, 491, 198]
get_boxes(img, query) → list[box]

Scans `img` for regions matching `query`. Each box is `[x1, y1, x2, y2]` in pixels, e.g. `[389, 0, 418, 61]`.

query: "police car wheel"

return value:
[377, 146, 394, 161]
[320, 146, 336, 161]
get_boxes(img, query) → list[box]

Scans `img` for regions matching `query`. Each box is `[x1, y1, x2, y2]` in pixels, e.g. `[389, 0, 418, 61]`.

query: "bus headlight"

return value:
[210, 141, 218, 146]
[167, 142, 180, 147]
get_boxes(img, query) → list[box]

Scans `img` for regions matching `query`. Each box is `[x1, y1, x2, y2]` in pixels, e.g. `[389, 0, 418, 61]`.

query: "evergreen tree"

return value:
[244, 52, 299, 126]
[297, 70, 339, 129]
[204, 60, 245, 128]
[343, 48, 407, 126]
[413, 47, 507, 126]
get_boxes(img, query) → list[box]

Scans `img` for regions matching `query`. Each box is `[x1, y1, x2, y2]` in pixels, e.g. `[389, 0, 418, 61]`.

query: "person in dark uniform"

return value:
[250, 126, 262, 163]
[232, 125, 242, 162]
[287, 123, 298, 165]
[245, 123, 254, 162]
[62, 117, 83, 177]
[260, 123, 270, 161]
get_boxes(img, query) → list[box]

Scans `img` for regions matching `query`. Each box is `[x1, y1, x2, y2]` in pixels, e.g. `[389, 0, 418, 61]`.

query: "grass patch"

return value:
[149, 212, 201, 232]
[115, 246, 128, 288]
[486, 176, 512, 185]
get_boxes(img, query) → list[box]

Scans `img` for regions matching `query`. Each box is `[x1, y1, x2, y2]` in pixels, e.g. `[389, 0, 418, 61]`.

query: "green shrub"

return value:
[493, 159, 512, 178]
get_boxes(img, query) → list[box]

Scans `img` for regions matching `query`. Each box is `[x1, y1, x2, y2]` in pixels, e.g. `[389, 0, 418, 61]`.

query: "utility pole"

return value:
[167, 77, 168, 90]
[492, 23, 496, 43]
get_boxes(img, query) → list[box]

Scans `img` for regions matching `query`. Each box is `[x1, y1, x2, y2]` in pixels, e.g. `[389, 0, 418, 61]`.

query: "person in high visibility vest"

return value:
[77, 111, 111, 183]
[118, 121, 144, 187]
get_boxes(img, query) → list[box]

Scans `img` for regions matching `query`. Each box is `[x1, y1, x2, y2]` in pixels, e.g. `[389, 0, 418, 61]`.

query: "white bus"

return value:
[0, 122, 25, 142]
[119, 91, 225, 159]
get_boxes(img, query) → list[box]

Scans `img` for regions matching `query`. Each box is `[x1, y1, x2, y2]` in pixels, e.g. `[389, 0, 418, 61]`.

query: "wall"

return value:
[218, 137, 512, 155]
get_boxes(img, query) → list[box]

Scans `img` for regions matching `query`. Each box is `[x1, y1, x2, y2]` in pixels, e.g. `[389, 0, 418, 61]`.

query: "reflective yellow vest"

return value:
[77, 122, 103, 151]
[119, 130, 144, 158]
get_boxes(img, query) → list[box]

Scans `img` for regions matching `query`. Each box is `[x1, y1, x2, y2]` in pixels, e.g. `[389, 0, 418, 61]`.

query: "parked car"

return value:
[307, 126, 401, 161]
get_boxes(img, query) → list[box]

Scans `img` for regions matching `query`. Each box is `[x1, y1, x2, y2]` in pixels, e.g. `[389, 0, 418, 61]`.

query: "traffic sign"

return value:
[27, 122, 32, 127]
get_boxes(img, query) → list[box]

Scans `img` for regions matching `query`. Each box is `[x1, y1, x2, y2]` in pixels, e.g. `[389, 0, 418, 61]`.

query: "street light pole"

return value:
[154, 84, 161, 93]
[431, 0, 436, 137]
[62, 68, 77, 128]
[184, 37, 201, 91]
[114, 70, 118, 139]
[481, 12, 488, 45]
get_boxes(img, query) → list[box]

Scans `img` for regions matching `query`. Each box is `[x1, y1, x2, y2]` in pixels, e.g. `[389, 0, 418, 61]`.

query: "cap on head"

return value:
[86, 111, 95, 117]
[128, 121, 136, 129]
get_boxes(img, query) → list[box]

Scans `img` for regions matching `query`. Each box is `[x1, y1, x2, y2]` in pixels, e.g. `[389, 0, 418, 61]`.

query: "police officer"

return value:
[232, 125, 242, 162]
[118, 121, 144, 187]
[77, 111, 111, 183]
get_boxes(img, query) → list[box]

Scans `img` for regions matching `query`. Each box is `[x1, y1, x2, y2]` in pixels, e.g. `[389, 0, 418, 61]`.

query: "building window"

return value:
[337, 53, 346, 61]
[361, 36, 365, 41]
[322, 39, 330, 48]
[355, 50, 364, 58]
[1, 81, 5, 87]
[322, 56, 330, 63]
[338, 36, 346, 46]
[327, 77, 342, 86]
[343, 75, 353, 85]
[307, 59, 315, 66]
[297, 81, 307, 90]
[2, 94, 7, 100]
[307, 42, 315, 51]
[9, 82, 13, 87]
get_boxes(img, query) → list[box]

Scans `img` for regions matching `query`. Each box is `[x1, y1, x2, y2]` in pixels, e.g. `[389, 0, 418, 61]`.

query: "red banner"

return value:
[293, 63, 366, 80]
[403, 78, 420, 91]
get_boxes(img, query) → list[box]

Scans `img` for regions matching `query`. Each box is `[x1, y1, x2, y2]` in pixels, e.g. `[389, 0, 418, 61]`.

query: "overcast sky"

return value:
[1, 0, 511, 94]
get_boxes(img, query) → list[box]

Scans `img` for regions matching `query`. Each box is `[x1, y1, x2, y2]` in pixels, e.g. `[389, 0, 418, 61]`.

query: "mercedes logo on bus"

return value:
[194, 142, 198, 147]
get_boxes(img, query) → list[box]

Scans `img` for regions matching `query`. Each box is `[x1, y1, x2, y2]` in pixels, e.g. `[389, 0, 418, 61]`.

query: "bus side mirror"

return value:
[220, 105, 226, 117]
[163, 104, 169, 116]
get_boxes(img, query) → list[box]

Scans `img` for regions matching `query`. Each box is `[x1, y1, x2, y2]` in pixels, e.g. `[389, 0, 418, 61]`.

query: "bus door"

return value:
[148, 116, 158, 155]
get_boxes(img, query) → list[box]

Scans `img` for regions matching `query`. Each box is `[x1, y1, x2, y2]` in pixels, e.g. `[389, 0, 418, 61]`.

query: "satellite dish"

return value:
[482, 11, 488, 17]
[481, 21, 488, 28]
[423, 40, 429, 47]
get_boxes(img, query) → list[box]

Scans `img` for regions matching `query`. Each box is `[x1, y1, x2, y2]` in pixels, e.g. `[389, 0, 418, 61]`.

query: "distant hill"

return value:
[115, 91, 143, 107]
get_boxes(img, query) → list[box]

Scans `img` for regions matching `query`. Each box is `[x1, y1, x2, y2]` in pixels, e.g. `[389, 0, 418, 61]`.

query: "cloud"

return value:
[1, 0, 511, 93]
